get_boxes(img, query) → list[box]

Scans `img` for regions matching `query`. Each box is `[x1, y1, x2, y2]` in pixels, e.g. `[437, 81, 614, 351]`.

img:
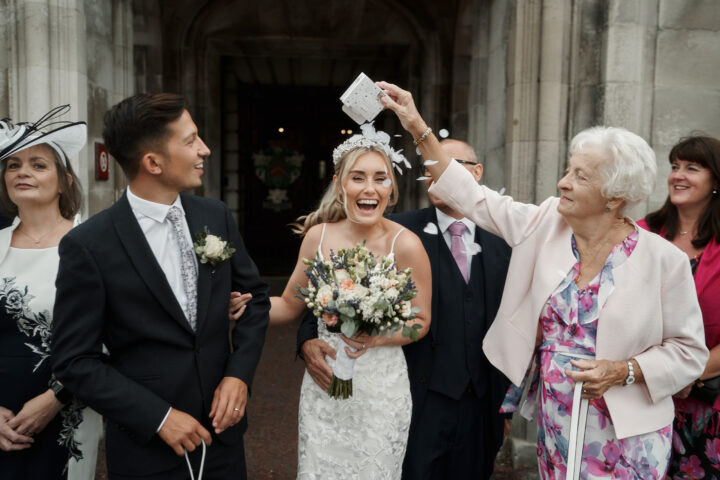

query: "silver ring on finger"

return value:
[233, 407, 241, 412]
[362, 343, 366, 350]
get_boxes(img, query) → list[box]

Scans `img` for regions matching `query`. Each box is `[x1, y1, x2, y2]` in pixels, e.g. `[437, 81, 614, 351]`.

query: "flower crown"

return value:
[332, 123, 410, 173]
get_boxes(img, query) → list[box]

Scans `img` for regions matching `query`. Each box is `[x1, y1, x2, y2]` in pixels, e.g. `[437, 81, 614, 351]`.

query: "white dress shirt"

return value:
[126, 187, 198, 431]
[126, 187, 198, 319]
[435, 208, 477, 279]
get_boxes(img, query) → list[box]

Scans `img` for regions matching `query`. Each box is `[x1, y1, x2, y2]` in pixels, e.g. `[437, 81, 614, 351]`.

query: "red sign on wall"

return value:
[95, 142, 109, 180]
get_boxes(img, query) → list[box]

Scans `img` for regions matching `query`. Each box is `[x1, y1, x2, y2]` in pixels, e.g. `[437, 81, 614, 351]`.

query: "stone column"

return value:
[600, 0, 659, 218]
[535, 0, 572, 202]
[2, 0, 89, 205]
[504, 0, 541, 203]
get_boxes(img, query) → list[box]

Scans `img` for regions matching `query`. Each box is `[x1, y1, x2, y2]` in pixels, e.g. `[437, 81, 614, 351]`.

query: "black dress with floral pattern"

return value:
[0, 262, 80, 478]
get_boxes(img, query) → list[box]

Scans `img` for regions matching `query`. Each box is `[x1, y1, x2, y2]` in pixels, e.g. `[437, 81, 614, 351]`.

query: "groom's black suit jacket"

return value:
[51, 193, 269, 477]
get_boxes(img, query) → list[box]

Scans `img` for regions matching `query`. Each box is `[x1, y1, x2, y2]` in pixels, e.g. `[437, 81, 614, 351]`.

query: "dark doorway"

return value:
[224, 81, 361, 276]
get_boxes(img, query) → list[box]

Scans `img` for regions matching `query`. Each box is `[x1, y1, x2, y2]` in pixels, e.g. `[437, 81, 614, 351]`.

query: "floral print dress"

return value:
[502, 229, 672, 479]
[667, 252, 720, 480]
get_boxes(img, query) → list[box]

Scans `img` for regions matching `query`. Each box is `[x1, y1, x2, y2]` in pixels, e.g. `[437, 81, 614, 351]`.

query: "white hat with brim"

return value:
[0, 106, 87, 167]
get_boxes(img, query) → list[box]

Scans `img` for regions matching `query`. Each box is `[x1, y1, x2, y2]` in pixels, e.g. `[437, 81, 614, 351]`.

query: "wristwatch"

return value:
[624, 360, 635, 386]
[50, 379, 73, 405]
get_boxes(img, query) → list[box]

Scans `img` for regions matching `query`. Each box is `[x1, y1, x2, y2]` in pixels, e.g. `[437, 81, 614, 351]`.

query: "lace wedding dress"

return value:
[297, 225, 412, 479]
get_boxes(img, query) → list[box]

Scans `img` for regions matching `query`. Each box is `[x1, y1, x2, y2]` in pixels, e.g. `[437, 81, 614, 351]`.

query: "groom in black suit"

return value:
[298, 139, 511, 479]
[51, 93, 269, 479]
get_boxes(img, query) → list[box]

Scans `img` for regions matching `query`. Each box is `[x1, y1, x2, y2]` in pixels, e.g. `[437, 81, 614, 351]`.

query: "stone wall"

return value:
[650, 0, 720, 208]
[468, 0, 720, 213]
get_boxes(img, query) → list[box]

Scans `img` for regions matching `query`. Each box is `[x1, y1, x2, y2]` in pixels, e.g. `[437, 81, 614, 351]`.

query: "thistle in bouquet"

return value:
[296, 241, 422, 399]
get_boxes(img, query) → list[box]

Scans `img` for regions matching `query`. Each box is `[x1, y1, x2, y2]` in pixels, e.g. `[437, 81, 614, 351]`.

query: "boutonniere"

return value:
[193, 228, 236, 267]
[423, 222, 439, 235]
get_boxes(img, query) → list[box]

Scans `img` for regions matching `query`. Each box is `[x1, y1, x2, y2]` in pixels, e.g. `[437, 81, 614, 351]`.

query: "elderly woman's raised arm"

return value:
[378, 81, 555, 247]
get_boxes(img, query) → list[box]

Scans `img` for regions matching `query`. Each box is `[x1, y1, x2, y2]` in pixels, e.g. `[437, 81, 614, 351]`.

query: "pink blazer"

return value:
[637, 219, 720, 351]
[429, 161, 708, 438]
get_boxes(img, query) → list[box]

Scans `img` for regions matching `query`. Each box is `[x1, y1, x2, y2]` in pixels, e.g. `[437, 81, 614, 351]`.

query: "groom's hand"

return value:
[158, 408, 212, 456]
[209, 377, 247, 434]
[301, 339, 336, 391]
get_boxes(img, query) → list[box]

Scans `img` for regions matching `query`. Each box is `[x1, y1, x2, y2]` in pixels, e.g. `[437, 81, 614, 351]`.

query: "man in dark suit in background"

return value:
[51, 93, 269, 479]
[298, 139, 512, 479]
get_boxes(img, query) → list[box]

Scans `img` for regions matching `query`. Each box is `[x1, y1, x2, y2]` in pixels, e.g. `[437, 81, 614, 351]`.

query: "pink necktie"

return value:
[448, 221, 468, 283]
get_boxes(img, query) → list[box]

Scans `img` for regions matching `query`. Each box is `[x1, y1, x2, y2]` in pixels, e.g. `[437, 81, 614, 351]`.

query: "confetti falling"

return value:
[423, 160, 438, 166]
[439, 128, 449, 138]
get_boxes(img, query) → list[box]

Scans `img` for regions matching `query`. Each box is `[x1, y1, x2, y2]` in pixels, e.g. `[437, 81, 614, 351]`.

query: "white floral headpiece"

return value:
[332, 123, 411, 174]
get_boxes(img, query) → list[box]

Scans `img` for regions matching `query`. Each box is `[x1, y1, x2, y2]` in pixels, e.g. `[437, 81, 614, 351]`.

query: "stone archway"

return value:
[139, 0, 460, 274]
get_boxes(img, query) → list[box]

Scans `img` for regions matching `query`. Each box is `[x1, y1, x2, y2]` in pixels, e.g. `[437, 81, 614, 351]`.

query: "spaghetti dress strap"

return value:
[317, 223, 327, 259]
[389, 228, 406, 256]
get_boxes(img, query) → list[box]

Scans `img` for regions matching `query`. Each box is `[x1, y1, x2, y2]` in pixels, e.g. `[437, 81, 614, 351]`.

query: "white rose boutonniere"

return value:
[193, 228, 236, 267]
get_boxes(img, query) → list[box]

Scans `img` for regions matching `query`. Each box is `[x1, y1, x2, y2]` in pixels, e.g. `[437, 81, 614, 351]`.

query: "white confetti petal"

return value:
[557, 269, 567, 278]
[439, 128, 449, 138]
[382, 178, 393, 187]
[415, 147, 421, 155]
[423, 222, 439, 235]
[467, 242, 482, 255]
[416, 176, 430, 181]
[393, 134, 403, 137]
[423, 160, 438, 166]
[498, 187, 506, 195]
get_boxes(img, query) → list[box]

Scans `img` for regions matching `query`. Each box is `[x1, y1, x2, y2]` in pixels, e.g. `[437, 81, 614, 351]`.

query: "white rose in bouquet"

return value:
[335, 269, 351, 283]
[317, 285, 334, 308]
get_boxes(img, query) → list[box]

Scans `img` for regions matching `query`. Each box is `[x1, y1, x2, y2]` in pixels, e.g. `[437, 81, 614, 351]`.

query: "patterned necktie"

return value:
[166, 206, 198, 331]
[448, 221, 469, 283]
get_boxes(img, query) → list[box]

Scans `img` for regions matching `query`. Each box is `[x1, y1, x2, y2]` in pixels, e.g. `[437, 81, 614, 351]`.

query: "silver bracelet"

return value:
[413, 127, 432, 146]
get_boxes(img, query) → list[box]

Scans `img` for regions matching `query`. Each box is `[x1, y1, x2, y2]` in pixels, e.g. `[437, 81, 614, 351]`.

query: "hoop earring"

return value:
[714, 189, 718, 196]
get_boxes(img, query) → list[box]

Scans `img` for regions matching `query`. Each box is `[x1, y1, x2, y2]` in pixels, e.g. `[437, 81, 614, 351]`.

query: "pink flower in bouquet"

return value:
[323, 313, 339, 327]
[340, 279, 356, 291]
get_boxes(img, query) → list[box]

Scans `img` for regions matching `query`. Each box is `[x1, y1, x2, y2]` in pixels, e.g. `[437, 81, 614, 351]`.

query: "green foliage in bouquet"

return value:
[296, 241, 422, 399]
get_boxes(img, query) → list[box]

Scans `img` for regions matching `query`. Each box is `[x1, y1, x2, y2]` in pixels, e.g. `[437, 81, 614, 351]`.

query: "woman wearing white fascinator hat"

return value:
[0, 105, 101, 480]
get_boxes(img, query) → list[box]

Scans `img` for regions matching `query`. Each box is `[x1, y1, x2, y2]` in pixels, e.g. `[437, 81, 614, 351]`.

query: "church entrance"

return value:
[221, 79, 351, 275]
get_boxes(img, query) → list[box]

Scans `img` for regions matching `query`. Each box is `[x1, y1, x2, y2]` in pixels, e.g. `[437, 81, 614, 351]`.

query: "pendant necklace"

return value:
[17, 218, 64, 245]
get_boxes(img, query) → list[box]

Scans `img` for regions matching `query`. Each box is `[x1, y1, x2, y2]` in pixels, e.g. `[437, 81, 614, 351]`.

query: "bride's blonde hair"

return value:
[292, 145, 399, 236]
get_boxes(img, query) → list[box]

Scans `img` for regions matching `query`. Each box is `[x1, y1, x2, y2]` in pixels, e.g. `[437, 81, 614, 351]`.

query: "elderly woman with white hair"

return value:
[378, 82, 708, 479]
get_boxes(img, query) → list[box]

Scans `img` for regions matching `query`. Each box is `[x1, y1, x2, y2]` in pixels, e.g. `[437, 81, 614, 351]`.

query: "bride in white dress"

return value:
[269, 129, 432, 479]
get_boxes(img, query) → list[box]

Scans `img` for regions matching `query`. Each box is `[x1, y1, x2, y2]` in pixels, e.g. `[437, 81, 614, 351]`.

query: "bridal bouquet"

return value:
[297, 242, 421, 399]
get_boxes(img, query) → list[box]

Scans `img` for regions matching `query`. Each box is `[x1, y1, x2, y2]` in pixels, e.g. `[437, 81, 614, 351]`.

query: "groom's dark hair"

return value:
[103, 92, 186, 180]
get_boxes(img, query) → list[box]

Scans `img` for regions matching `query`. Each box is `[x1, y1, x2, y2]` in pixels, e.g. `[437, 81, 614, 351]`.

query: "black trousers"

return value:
[402, 388, 497, 480]
[109, 438, 246, 480]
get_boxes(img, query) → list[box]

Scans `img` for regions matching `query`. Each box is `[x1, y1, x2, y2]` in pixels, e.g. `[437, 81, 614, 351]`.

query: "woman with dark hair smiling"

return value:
[0, 107, 100, 479]
[638, 135, 720, 479]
